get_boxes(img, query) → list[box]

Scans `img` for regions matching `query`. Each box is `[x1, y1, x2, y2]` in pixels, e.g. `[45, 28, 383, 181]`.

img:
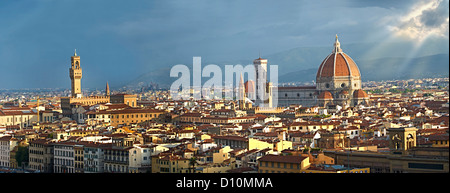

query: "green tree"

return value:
[15, 146, 29, 168]
[189, 157, 197, 173]
[389, 88, 401, 93]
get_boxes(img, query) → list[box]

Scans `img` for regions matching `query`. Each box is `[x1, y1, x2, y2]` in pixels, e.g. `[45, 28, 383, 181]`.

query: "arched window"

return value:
[407, 134, 414, 149]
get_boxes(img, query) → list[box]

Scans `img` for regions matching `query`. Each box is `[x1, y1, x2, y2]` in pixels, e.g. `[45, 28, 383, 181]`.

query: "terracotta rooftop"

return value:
[353, 89, 369, 99]
[258, 154, 307, 164]
[318, 91, 333, 99]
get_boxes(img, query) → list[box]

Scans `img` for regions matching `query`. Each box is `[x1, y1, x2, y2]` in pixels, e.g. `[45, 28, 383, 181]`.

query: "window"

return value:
[408, 163, 444, 170]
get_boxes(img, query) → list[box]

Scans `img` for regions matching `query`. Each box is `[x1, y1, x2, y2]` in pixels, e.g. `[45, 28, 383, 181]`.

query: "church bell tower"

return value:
[388, 127, 418, 155]
[70, 49, 83, 98]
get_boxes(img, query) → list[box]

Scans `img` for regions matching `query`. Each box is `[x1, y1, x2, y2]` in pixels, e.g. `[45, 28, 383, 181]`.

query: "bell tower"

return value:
[388, 127, 417, 155]
[253, 56, 269, 107]
[70, 49, 83, 98]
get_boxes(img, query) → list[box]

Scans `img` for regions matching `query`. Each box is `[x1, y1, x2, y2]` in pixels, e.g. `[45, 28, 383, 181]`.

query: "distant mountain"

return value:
[123, 67, 175, 89]
[358, 53, 449, 81]
[279, 53, 449, 83]
[264, 39, 449, 76]
[124, 40, 449, 88]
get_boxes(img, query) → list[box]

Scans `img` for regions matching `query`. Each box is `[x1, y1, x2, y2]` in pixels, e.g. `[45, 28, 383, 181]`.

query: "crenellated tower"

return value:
[69, 49, 83, 98]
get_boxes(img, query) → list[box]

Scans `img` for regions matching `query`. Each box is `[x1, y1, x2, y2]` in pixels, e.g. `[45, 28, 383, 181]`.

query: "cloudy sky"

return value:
[0, 0, 448, 89]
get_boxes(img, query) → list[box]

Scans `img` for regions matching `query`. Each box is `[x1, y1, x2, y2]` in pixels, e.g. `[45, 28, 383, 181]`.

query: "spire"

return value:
[105, 81, 110, 96]
[239, 73, 245, 99]
[333, 34, 342, 53]
[239, 73, 244, 86]
[74, 49, 77, 56]
[238, 73, 246, 109]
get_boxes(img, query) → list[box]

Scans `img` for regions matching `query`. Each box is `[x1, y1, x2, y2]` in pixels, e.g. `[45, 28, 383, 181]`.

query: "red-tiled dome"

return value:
[339, 90, 349, 95]
[316, 36, 360, 78]
[244, 80, 255, 93]
[353, 89, 369, 98]
[318, 91, 333, 99]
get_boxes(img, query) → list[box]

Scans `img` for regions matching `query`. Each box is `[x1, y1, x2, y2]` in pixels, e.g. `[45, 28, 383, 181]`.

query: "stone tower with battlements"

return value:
[69, 49, 82, 98]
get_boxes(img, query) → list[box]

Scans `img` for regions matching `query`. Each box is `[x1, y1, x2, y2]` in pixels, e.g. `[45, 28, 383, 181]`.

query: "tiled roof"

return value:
[258, 154, 307, 164]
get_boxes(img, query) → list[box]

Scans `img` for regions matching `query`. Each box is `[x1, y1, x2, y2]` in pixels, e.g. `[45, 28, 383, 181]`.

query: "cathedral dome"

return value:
[353, 89, 369, 98]
[318, 91, 333, 99]
[244, 80, 255, 93]
[316, 35, 360, 78]
[339, 90, 349, 95]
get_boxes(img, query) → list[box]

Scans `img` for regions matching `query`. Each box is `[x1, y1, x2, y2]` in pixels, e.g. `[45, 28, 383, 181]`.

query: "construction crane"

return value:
[36, 97, 40, 126]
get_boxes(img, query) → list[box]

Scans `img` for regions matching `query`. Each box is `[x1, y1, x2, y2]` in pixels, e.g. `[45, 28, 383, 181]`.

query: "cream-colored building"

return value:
[248, 138, 292, 152]
[0, 108, 38, 128]
[213, 146, 233, 164]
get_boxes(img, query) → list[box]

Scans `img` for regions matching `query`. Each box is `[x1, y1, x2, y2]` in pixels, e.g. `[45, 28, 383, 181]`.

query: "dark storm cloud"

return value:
[420, 0, 449, 27]
[0, 0, 447, 89]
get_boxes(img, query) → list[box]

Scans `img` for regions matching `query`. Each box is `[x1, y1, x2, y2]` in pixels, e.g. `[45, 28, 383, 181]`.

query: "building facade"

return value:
[83, 142, 107, 173]
[0, 108, 38, 128]
[129, 145, 152, 173]
[53, 141, 76, 173]
[324, 127, 449, 173]
[258, 154, 310, 173]
[28, 139, 54, 173]
[0, 136, 18, 168]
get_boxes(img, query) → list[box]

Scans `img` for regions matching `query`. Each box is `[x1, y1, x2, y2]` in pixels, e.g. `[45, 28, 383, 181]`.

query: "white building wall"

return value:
[53, 144, 75, 173]
[0, 136, 17, 168]
[84, 146, 104, 173]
